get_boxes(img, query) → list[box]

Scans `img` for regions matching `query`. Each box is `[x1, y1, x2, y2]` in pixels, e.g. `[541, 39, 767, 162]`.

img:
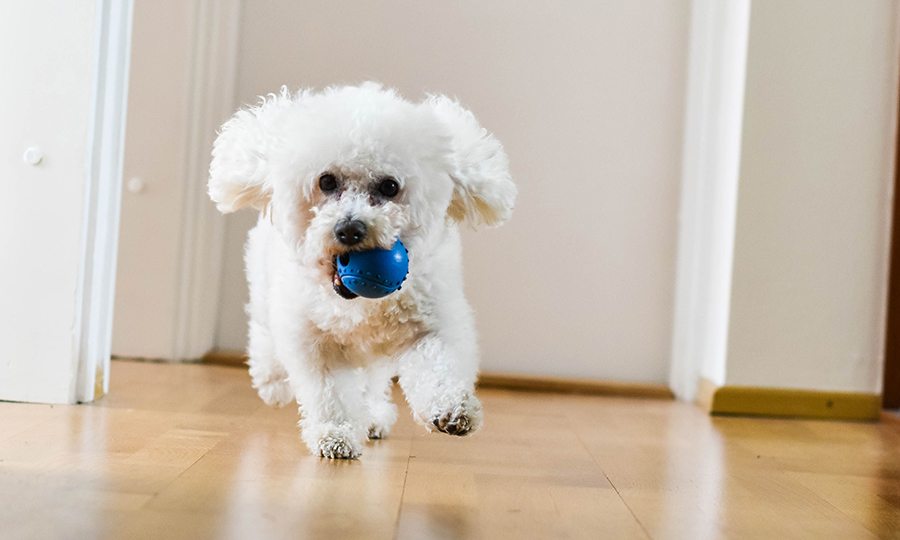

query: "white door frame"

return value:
[172, 0, 242, 361]
[668, 0, 750, 402]
[73, 0, 135, 402]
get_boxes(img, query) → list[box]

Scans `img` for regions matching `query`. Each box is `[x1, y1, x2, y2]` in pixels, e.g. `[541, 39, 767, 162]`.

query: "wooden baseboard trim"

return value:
[698, 378, 880, 421]
[202, 350, 249, 368]
[200, 350, 674, 399]
[476, 372, 674, 399]
[112, 355, 202, 364]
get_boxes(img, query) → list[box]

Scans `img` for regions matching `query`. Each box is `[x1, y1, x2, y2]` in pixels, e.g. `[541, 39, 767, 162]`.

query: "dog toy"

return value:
[336, 239, 409, 298]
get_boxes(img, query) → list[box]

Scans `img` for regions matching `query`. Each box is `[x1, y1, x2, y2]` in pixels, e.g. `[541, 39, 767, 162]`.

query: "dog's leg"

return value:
[247, 321, 293, 407]
[397, 332, 482, 436]
[289, 365, 370, 459]
[363, 363, 398, 440]
[244, 221, 293, 407]
[277, 337, 369, 459]
[302, 365, 370, 459]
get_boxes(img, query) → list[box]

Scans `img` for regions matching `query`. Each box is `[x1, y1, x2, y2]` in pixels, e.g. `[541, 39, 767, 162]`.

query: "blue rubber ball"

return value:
[336, 239, 409, 299]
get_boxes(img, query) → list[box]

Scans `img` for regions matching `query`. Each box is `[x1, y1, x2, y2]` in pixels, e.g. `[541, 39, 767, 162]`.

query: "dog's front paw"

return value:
[368, 424, 389, 440]
[430, 395, 483, 436]
[318, 437, 361, 459]
[254, 379, 294, 407]
[249, 363, 294, 407]
[367, 400, 397, 440]
[312, 428, 363, 459]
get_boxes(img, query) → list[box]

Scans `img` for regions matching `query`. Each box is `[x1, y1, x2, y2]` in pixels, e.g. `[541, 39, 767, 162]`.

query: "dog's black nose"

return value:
[334, 220, 367, 246]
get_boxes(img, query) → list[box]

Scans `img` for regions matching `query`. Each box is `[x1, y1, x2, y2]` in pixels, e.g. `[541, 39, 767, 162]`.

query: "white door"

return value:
[0, 0, 133, 404]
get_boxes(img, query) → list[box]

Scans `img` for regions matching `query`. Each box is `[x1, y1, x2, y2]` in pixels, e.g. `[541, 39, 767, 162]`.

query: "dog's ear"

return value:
[208, 90, 292, 213]
[427, 95, 516, 227]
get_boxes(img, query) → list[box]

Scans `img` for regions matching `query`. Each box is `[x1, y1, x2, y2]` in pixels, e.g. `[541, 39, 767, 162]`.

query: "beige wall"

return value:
[725, 0, 899, 393]
[112, 0, 900, 393]
[216, 0, 692, 382]
[113, 0, 239, 361]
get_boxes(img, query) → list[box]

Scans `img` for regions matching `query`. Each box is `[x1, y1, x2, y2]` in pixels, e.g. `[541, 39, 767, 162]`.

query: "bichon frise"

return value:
[208, 83, 515, 459]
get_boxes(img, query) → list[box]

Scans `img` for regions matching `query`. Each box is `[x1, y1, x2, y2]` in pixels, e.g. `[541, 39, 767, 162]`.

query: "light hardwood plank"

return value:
[0, 402, 64, 442]
[2, 360, 900, 539]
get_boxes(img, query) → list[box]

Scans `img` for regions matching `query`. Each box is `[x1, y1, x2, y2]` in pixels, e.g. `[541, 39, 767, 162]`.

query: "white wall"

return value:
[725, 0, 899, 393]
[214, 0, 692, 382]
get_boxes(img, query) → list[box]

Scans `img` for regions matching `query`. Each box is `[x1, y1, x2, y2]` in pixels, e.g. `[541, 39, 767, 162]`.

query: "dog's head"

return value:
[209, 83, 516, 298]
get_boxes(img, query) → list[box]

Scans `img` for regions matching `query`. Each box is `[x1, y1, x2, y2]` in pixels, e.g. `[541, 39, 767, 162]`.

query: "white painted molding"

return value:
[73, 0, 135, 403]
[669, 0, 750, 401]
[172, 0, 242, 361]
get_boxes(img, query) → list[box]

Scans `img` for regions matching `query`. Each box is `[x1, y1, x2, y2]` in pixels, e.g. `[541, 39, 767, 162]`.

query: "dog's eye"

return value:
[319, 173, 338, 193]
[377, 178, 399, 198]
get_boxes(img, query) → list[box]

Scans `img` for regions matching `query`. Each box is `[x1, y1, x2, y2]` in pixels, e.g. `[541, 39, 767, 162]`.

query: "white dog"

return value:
[208, 83, 515, 459]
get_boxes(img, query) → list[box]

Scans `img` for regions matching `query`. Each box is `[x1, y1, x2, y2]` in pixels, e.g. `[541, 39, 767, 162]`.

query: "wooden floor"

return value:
[2, 362, 900, 539]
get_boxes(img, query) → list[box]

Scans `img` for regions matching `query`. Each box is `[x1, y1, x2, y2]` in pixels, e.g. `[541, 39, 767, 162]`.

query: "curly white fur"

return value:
[209, 83, 515, 459]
